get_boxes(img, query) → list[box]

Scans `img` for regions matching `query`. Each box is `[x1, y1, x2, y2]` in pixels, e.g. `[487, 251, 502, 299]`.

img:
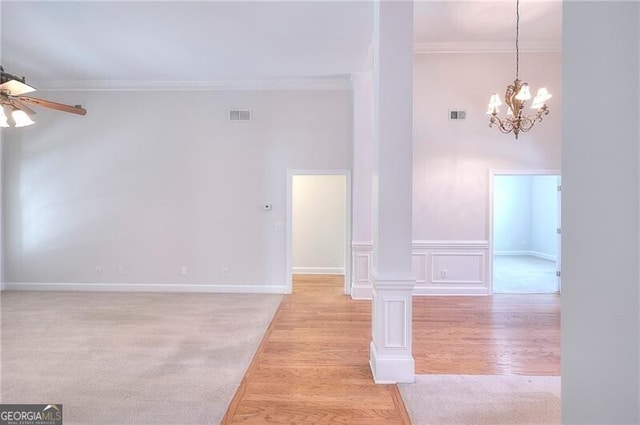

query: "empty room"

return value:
[1, 1, 638, 425]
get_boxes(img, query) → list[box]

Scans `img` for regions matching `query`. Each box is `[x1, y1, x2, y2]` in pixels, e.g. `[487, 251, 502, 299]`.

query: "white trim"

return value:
[494, 250, 531, 256]
[369, 342, 415, 384]
[495, 250, 558, 262]
[412, 240, 490, 296]
[531, 251, 557, 262]
[3, 282, 287, 294]
[351, 286, 373, 300]
[351, 241, 373, 300]
[490, 169, 561, 177]
[414, 41, 561, 54]
[352, 241, 374, 249]
[286, 169, 352, 296]
[431, 252, 485, 285]
[292, 267, 345, 275]
[413, 240, 489, 250]
[34, 77, 352, 92]
[413, 286, 488, 296]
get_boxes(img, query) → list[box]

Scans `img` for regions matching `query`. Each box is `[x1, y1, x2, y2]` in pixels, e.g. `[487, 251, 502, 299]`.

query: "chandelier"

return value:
[487, 0, 552, 139]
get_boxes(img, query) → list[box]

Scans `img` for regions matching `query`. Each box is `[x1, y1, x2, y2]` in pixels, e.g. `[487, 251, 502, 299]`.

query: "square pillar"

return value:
[369, 0, 415, 384]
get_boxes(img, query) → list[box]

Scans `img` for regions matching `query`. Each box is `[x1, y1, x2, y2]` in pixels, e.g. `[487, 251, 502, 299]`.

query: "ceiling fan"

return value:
[0, 66, 87, 127]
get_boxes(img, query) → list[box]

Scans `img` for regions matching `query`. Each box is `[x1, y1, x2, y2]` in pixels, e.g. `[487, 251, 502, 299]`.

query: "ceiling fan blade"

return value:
[17, 96, 87, 116]
[0, 79, 36, 96]
[10, 99, 37, 116]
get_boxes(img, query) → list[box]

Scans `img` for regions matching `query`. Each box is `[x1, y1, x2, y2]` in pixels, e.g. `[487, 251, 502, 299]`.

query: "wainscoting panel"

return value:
[384, 299, 408, 348]
[411, 253, 428, 284]
[412, 240, 490, 296]
[351, 242, 373, 299]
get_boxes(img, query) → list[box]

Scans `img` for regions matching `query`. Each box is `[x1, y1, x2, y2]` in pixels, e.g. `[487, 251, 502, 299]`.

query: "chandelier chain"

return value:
[515, 0, 520, 79]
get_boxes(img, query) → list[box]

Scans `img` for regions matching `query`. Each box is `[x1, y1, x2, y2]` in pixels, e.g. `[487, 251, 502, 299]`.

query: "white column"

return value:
[369, 0, 415, 384]
[562, 2, 640, 423]
[351, 70, 375, 299]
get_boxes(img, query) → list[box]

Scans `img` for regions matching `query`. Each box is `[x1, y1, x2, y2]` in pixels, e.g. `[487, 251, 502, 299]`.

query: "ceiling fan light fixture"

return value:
[0, 107, 9, 128]
[0, 66, 86, 128]
[12, 109, 35, 127]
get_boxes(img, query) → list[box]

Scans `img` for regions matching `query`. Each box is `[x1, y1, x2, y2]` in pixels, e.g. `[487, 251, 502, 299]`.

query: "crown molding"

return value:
[414, 41, 561, 54]
[32, 76, 352, 92]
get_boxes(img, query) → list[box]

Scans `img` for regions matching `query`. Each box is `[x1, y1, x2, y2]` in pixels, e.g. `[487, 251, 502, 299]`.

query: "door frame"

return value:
[286, 169, 352, 295]
[488, 169, 561, 294]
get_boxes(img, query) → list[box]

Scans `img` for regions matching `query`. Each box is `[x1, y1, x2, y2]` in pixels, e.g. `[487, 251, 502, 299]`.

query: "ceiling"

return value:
[0, 1, 561, 90]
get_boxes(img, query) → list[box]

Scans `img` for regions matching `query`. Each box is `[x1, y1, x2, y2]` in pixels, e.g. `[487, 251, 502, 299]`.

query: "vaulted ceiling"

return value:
[1, 1, 561, 89]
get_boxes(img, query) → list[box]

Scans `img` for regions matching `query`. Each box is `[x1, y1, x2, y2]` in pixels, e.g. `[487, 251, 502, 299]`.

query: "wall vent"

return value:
[229, 110, 252, 121]
[448, 110, 467, 120]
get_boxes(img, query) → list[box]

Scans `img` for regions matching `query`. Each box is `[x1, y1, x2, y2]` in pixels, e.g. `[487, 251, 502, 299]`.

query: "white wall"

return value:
[494, 175, 558, 260]
[351, 71, 374, 245]
[494, 176, 532, 253]
[562, 2, 640, 423]
[292, 174, 346, 274]
[413, 52, 561, 242]
[350, 70, 375, 298]
[408, 52, 560, 295]
[531, 175, 558, 260]
[2, 89, 351, 291]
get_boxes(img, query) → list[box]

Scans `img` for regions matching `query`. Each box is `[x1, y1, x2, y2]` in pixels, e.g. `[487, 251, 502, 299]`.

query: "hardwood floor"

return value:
[221, 275, 410, 425]
[222, 275, 561, 424]
[413, 294, 561, 376]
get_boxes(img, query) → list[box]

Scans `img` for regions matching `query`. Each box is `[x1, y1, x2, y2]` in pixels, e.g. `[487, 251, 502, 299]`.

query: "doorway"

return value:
[490, 171, 561, 294]
[285, 170, 351, 295]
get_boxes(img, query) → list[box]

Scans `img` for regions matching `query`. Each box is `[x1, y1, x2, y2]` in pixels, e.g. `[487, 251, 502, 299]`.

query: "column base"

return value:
[369, 341, 415, 384]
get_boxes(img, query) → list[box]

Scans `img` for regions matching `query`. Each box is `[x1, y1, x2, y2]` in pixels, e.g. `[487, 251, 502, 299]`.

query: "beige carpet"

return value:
[493, 255, 558, 294]
[399, 374, 560, 425]
[0, 290, 281, 425]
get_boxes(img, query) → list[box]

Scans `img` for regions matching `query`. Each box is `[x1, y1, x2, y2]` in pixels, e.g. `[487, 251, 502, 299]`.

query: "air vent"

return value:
[448, 110, 467, 120]
[229, 110, 251, 121]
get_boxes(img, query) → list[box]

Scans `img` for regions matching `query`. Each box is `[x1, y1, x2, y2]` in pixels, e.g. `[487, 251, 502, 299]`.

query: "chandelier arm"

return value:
[519, 115, 535, 132]
[490, 115, 517, 135]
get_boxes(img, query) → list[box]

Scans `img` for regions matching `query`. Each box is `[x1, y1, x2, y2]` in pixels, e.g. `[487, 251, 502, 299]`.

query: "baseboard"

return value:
[351, 284, 373, 300]
[292, 267, 345, 275]
[369, 342, 415, 384]
[494, 250, 531, 256]
[530, 251, 558, 262]
[413, 285, 488, 296]
[3, 282, 288, 294]
[495, 250, 557, 262]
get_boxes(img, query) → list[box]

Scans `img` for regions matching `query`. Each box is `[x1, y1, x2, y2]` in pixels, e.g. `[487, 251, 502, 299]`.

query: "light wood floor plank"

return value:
[222, 275, 560, 424]
[413, 294, 561, 376]
[221, 275, 409, 425]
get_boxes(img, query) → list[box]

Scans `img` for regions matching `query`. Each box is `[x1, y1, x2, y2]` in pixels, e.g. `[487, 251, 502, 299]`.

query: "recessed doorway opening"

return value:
[490, 171, 561, 294]
[285, 170, 351, 295]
